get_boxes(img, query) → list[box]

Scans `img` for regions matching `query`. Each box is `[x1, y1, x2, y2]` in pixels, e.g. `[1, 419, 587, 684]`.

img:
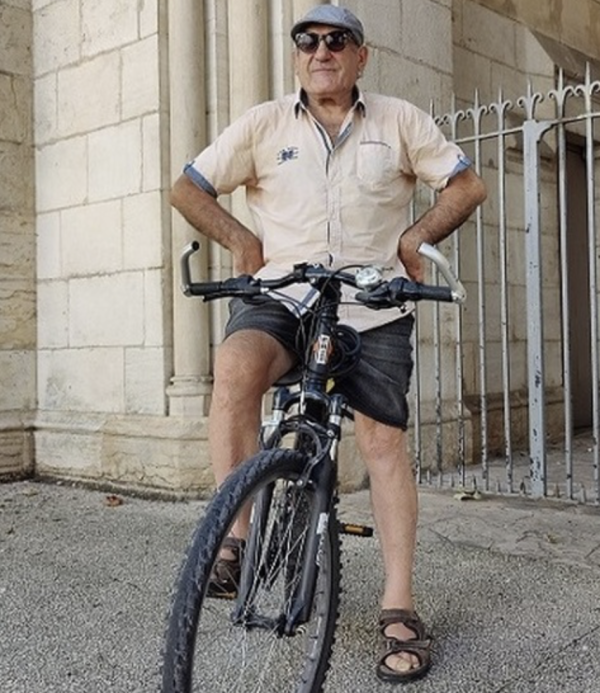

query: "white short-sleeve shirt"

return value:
[185, 89, 469, 331]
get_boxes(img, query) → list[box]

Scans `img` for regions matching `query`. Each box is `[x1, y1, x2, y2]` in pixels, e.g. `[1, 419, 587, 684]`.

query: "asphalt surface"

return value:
[1, 479, 600, 692]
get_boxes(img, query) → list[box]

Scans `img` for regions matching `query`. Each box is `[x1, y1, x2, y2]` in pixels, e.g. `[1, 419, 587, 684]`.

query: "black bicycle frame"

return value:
[232, 278, 347, 634]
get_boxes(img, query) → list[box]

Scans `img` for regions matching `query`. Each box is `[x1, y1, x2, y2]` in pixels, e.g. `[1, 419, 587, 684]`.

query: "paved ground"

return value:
[1, 479, 600, 692]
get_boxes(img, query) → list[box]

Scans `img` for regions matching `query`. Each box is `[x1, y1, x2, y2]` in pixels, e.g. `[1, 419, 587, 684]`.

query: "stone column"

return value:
[294, 0, 323, 20]
[166, 0, 213, 417]
[226, 0, 271, 231]
[0, 0, 35, 477]
[228, 0, 270, 119]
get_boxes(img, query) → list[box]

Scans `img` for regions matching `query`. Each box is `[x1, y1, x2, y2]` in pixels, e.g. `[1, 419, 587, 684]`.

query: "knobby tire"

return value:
[161, 448, 341, 693]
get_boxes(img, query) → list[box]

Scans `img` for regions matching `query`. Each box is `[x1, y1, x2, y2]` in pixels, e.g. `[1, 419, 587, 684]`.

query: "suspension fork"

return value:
[284, 450, 337, 635]
[283, 395, 345, 634]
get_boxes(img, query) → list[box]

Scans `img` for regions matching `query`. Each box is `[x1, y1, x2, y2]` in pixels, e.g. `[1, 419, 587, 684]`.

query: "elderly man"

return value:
[171, 4, 486, 684]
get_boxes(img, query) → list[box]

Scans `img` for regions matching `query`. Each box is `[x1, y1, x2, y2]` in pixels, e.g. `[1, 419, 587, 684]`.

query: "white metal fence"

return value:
[413, 67, 600, 506]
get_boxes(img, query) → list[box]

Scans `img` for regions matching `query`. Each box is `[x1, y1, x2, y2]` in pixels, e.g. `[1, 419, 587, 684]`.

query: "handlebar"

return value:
[179, 241, 466, 308]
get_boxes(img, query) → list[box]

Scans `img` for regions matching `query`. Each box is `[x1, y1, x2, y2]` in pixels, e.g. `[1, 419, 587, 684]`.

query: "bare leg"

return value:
[354, 413, 421, 673]
[209, 329, 295, 538]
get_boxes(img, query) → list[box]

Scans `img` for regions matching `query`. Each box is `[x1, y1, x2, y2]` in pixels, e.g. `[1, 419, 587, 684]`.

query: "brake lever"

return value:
[417, 243, 466, 304]
[355, 283, 391, 310]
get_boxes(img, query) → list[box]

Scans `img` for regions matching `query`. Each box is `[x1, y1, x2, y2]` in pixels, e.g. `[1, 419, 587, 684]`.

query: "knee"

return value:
[356, 422, 410, 472]
[213, 339, 269, 400]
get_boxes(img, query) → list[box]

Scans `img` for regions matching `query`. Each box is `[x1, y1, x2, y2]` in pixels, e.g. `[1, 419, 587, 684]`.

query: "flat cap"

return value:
[291, 5, 364, 46]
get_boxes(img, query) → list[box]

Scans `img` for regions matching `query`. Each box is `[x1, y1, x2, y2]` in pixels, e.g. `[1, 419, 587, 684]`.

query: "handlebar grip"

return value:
[404, 282, 453, 303]
[185, 275, 261, 299]
[184, 280, 226, 297]
[356, 277, 454, 309]
[388, 277, 453, 304]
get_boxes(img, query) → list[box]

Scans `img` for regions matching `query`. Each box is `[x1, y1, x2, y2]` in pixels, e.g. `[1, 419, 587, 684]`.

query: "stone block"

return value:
[61, 200, 123, 276]
[508, 284, 529, 341]
[337, 423, 369, 492]
[35, 135, 87, 211]
[0, 3, 32, 76]
[0, 277, 35, 348]
[122, 35, 160, 120]
[0, 74, 31, 144]
[346, 0, 402, 53]
[142, 113, 162, 192]
[0, 426, 34, 478]
[4, 0, 32, 10]
[0, 350, 35, 410]
[35, 427, 103, 477]
[36, 211, 61, 279]
[402, 0, 452, 73]
[0, 211, 34, 279]
[33, 72, 57, 145]
[58, 51, 120, 136]
[489, 61, 534, 112]
[32, 0, 80, 76]
[515, 29, 554, 78]
[0, 141, 34, 212]
[378, 53, 453, 112]
[140, 0, 158, 38]
[69, 272, 145, 347]
[452, 45, 493, 105]
[99, 417, 213, 492]
[38, 347, 125, 412]
[542, 286, 563, 342]
[37, 279, 68, 348]
[407, 406, 474, 470]
[143, 268, 168, 347]
[457, 0, 517, 67]
[415, 340, 462, 401]
[125, 347, 168, 415]
[81, 0, 138, 58]
[88, 120, 142, 202]
[123, 191, 163, 270]
[34, 412, 214, 493]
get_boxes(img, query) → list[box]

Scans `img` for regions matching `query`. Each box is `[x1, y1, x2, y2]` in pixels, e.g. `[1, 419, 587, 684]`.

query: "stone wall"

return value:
[28, 0, 459, 492]
[0, 0, 35, 477]
[32, 0, 176, 486]
[19, 0, 600, 492]
[474, 0, 600, 63]
[451, 0, 566, 456]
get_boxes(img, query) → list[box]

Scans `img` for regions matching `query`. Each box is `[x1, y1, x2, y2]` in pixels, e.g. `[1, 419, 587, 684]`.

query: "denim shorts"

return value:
[224, 298, 414, 429]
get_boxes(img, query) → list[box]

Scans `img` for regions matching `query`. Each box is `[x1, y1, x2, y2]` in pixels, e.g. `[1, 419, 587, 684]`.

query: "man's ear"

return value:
[358, 44, 369, 72]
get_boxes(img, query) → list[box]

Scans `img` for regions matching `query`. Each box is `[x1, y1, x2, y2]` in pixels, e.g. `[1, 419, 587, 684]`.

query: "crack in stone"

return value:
[490, 623, 600, 692]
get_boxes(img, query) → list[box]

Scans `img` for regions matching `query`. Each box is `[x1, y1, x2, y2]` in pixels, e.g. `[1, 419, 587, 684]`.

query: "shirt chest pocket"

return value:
[356, 141, 398, 190]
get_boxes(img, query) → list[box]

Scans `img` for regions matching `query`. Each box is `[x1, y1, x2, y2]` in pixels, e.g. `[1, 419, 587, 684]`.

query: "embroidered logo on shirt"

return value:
[277, 146, 299, 165]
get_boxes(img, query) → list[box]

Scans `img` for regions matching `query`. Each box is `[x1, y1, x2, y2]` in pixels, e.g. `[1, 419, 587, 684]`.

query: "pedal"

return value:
[338, 522, 374, 537]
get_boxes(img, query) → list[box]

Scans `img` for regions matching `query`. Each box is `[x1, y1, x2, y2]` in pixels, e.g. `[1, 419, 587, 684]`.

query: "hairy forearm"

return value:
[406, 168, 486, 244]
[170, 174, 263, 274]
[398, 168, 487, 280]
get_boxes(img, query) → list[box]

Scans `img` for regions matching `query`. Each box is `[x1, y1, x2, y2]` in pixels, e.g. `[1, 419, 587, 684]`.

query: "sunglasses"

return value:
[294, 30, 356, 54]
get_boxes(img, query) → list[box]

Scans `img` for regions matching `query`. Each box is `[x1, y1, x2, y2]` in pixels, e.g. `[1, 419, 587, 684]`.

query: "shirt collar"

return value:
[293, 86, 366, 117]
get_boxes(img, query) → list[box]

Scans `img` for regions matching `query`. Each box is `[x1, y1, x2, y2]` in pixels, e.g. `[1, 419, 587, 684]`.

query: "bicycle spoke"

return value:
[162, 449, 340, 693]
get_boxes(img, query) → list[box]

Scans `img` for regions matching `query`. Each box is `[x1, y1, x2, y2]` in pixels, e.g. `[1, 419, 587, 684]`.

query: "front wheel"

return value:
[161, 448, 341, 693]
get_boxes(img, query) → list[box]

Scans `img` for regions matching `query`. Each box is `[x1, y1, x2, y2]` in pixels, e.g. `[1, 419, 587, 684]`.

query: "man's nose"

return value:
[314, 39, 333, 58]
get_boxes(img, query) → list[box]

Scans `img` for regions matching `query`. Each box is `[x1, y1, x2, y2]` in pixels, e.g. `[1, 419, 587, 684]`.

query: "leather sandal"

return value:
[207, 537, 245, 599]
[376, 608, 432, 684]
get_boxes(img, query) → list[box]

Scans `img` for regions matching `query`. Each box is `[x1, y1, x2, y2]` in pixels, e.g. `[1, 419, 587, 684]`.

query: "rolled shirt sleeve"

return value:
[184, 107, 259, 197]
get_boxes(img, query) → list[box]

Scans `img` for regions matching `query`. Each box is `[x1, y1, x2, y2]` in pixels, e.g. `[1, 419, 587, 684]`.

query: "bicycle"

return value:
[161, 241, 466, 693]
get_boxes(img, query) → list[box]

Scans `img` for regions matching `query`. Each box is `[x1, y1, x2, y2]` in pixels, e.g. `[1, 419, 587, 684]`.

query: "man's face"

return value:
[293, 24, 368, 100]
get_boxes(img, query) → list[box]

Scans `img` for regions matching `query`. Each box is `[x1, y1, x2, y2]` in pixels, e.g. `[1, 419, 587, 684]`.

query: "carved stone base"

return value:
[0, 414, 34, 479]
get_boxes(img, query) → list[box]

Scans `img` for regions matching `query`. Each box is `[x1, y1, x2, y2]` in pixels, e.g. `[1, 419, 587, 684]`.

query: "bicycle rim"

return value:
[162, 449, 340, 693]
